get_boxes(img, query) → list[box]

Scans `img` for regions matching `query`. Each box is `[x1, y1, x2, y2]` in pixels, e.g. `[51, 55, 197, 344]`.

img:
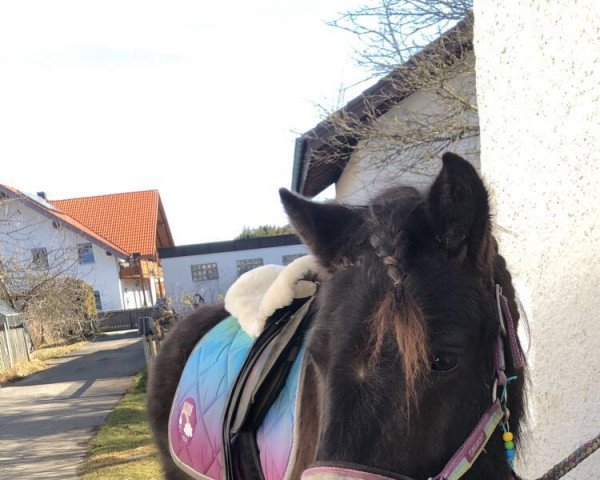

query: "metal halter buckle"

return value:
[495, 284, 507, 337]
[492, 377, 499, 403]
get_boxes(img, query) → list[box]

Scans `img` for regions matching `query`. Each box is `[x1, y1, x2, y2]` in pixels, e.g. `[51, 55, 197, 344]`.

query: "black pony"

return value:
[148, 153, 526, 479]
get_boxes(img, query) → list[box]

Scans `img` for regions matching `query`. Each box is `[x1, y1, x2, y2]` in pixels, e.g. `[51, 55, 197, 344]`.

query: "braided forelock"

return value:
[367, 204, 406, 283]
[367, 203, 430, 408]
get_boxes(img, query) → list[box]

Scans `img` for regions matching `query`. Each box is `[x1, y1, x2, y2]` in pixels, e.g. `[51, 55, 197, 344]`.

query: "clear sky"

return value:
[0, 0, 372, 244]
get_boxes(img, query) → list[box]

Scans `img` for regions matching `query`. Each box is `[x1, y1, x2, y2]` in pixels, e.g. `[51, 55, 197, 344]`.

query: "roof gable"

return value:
[0, 183, 128, 258]
[52, 190, 174, 257]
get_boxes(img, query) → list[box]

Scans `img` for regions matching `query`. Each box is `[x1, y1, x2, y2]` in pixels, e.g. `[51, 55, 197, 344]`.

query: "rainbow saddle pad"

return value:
[169, 297, 312, 480]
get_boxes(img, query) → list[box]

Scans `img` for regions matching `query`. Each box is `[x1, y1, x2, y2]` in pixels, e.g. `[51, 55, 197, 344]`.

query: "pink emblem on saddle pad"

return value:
[177, 398, 196, 445]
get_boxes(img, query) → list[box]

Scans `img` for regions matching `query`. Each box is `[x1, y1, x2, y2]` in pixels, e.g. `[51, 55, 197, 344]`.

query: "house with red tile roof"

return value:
[53, 190, 174, 310]
[0, 184, 174, 311]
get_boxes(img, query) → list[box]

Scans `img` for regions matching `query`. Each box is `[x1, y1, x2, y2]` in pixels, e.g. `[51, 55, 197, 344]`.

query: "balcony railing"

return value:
[119, 259, 163, 279]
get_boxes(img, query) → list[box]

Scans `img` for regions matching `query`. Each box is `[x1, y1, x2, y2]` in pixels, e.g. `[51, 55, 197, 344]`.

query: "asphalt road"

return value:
[0, 331, 145, 479]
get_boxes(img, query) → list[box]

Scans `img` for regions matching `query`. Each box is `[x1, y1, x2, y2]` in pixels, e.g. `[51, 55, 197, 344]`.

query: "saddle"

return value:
[169, 257, 318, 480]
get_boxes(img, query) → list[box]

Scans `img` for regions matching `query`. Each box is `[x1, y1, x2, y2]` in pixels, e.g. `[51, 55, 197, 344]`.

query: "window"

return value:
[191, 262, 219, 282]
[236, 258, 264, 276]
[93, 291, 102, 311]
[282, 254, 303, 266]
[31, 248, 49, 269]
[77, 243, 95, 264]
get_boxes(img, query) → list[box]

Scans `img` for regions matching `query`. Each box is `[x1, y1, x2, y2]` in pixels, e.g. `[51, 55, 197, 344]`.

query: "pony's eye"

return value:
[431, 353, 459, 372]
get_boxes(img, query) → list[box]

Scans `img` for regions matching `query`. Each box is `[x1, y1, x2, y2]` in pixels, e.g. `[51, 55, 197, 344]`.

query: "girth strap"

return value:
[222, 297, 314, 480]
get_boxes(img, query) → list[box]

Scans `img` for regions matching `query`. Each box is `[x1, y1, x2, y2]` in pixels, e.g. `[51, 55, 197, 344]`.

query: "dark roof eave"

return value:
[156, 196, 175, 248]
[159, 234, 303, 258]
[291, 137, 306, 193]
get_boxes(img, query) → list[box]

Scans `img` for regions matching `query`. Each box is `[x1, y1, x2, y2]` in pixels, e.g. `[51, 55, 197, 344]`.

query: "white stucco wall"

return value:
[121, 278, 154, 309]
[78, 243, 123, 311]
[162, 243, 308, 313]
[474, 2, 600, 477]
[0, 200, 125, 310]
[336, 70, 480, 204]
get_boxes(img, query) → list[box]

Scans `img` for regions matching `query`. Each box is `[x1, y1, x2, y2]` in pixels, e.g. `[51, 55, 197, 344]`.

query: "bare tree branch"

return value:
[0, 197, 97, 346]
[311, 0, 478, 187]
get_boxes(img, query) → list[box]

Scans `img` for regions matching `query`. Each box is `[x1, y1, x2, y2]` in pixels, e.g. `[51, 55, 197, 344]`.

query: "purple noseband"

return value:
[302, 464, 415, 480]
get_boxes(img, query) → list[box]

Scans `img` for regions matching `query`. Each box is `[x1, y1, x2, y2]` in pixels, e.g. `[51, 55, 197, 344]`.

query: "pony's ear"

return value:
[427, 153, 491, 265]
[279, 188, 363, 270]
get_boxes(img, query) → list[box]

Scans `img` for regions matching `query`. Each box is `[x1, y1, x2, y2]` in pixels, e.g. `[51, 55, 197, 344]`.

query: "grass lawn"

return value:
[80, 369, 163, 480]
[0, 340, 88, 385]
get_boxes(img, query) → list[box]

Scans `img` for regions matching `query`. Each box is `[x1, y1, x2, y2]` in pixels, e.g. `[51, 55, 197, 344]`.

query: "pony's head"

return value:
[280, 153, 526, 480]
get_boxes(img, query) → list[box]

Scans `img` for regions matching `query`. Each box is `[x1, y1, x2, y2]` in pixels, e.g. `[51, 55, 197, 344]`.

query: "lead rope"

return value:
[500, 288, 600, 480]
[496, 295, 600, 480]
[533, 433, 600, 480]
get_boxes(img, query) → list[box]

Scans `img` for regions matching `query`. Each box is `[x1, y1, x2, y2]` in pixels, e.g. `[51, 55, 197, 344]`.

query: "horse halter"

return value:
[302, 285, 524, 480]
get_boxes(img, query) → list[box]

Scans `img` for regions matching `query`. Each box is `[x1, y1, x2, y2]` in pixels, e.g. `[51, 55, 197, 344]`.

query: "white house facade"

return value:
[0, 187, 127, 310]
[160, 235, 307, 312]
[0, 185, 175, 312]
[335, 70, 479, 204]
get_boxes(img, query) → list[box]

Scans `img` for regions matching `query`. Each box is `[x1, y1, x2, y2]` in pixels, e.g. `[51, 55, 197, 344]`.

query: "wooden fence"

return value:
[138, 316, 171, 370]
[0, 318, 31, 372]
[97, 307, 154, 332]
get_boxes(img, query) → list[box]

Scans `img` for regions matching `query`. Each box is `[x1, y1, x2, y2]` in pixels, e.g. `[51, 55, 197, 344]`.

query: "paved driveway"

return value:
[0, 331, 145, 479]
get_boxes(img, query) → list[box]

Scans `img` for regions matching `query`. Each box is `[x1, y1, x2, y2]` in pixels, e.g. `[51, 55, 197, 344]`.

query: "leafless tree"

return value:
[311, 0, 477, 181]
[170, 280, 226, 316]
[0, 197, 97, 346]
[330, 0, 473, 75]
[24, 277, 98, 346]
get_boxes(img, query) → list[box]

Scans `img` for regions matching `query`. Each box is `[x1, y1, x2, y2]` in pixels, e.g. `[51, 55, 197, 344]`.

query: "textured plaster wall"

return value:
[474, 2, 600, 477]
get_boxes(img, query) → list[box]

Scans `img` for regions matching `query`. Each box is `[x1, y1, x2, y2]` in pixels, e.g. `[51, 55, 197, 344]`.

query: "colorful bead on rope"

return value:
[503, 431, 516, 466]
[500, 376, 518, 468]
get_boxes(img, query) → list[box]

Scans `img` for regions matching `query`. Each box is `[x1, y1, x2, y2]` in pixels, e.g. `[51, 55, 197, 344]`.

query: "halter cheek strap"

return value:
[301, 285, 522, 480]
[430, 285, 522, 480]
[430, 400, 505, 480]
